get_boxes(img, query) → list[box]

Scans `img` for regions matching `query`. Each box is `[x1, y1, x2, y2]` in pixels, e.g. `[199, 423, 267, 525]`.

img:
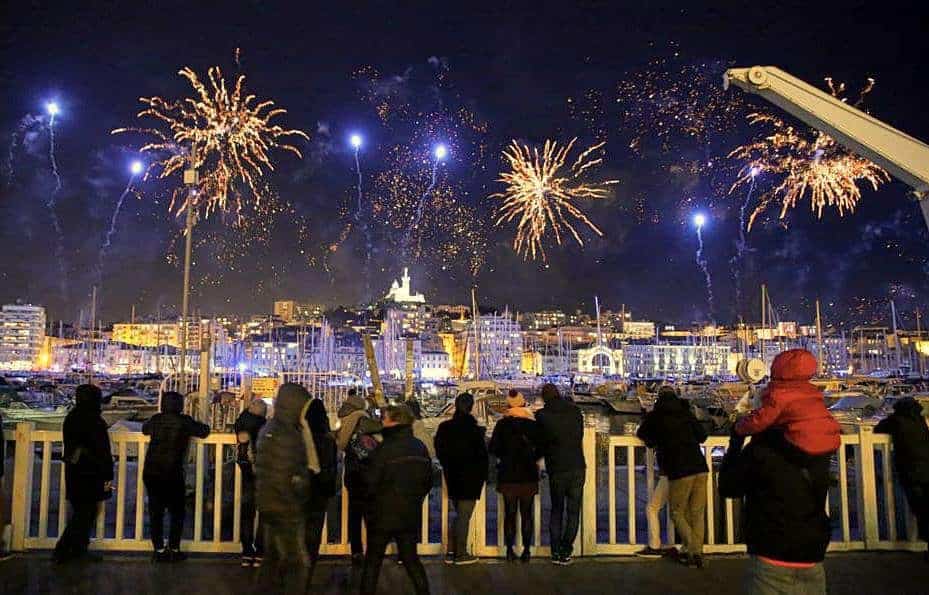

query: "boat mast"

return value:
[890, 300, 902, 374]
[87, 286, 96, 384]
[471, 287, 481, 380]
[815, 299, 825, 377]
[916, 309, 925, 378]
[760, 284, 766, 365]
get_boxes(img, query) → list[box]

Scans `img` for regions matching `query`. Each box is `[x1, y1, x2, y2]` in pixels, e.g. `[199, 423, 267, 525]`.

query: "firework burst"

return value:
[492, 138, 617, 261]
[729, 79, 889, 229]
[113, 64, 308, 217]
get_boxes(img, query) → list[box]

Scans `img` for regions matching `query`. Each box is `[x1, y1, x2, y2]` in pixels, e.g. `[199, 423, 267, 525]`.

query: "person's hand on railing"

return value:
[727, 427, 746, 453]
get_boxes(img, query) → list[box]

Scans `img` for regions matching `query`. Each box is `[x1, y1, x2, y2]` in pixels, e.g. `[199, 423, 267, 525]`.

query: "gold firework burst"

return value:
[113, 64, 308, 217]
[729, 79, 888, 230]
[492, 138, 617, 261]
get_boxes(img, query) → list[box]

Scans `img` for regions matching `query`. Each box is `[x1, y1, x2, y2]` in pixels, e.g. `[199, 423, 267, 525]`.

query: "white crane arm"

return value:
[724, 66, 929, 228]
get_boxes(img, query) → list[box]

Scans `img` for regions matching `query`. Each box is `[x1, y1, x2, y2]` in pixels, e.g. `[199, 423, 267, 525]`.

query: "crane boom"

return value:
[724, 66, 929, 229]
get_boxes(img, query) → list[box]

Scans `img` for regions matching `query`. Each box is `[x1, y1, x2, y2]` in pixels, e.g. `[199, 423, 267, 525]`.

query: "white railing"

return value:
[2, 424, 921, 555]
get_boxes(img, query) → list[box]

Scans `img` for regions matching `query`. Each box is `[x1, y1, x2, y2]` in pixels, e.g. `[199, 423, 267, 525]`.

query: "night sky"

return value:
[1, 1, 928, 328]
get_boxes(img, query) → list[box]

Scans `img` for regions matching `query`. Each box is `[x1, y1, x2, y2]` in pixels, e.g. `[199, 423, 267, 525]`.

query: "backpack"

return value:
[348, 430, 379, 462]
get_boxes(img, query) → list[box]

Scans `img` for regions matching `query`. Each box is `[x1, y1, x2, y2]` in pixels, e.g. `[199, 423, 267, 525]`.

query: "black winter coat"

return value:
[434, 414, 489, 500]
[719, 430, 831, 563]
[362, 424, 433, 534]
[0, 411, 4, 479]
[536, 398, 586, 474]
[233, 410, 267, 478]
[256, 385, 313, 518]
[308, 432, 338, 511]
[489, 416, 543, 485]
[875, 398, 929, 487]
[636, 394, 708, 480]
[142, 393, 210, 481]
[62, 397, 113, 502]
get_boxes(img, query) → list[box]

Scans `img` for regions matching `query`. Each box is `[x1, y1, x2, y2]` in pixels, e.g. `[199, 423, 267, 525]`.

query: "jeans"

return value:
[549, 470, 585, 556]
[747, 556, 826, 595]
[145, 475, 186, 550]
[450, 499, 476, 556]
[361, 530, 430, 595]
[347, 486, 366, 556]
[240, 472, 263, 555]
[54, 497, 99, 558]
[669, 472, 708, 556]
[503, 494, 534, 549]
[646, 476, 670, 550]
[260, 514, 309, 595]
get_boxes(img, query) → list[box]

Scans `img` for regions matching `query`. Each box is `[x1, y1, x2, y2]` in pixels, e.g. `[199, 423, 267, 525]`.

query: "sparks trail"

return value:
[97, 165, 142, 283]
[492, 138, 618, 261]
[46, 110, 67, 299]
[408, 158, 439, 256]
[6, 114, 42, 187]
[693, 214, 714, 321]
[730, 169, 758, 313]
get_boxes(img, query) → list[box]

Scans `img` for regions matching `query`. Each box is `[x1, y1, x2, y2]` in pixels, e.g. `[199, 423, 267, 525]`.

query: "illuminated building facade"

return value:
[0, 303, 46, 371]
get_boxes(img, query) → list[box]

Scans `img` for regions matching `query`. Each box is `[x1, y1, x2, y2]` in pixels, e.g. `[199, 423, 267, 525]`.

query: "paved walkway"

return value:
[4, 552, 928, 594]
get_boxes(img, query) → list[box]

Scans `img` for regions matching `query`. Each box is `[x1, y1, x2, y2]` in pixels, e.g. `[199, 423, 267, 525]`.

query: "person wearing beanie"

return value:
[637, 386, 708, 569]
[141, 391, 211, 562]
[234, 398, 268, 567]
[434, 393, 489, 565]
[535, 383, 586, 565]
[53, 384, 113, 564]
[489, 389, 543, 563]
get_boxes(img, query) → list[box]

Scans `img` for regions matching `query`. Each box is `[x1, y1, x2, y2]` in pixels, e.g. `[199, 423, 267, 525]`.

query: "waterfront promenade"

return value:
[4, 551, 927, 594]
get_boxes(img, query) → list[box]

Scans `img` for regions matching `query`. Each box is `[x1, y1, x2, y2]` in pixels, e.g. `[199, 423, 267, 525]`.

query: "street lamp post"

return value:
[179, 148, 199, 394]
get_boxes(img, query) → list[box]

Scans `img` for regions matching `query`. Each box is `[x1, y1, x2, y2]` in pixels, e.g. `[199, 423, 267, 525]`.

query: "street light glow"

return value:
[45, 101, 60, 116]
[350, 133, 362, 149]
[693, 213, 707, 228]
[434, 144, 448, 160]
[749, 166, 760, 177]
[130, 160, 144, 175]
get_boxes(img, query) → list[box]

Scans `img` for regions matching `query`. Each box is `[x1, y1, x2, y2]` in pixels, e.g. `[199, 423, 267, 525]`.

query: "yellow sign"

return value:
[251, 376, 280, 398]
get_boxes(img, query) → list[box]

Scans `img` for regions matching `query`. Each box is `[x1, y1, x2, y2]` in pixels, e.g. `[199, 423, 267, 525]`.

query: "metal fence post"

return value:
[857, 425, 880, 547]
[581, 427, 597, 556]
[10, 422, 35, 551]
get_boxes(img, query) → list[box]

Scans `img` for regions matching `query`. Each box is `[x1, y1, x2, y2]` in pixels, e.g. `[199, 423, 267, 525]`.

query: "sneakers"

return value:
[453, 554, 479, 566]
[553, 553, 573, 566]
[241, 555, 253, 568]
[154, 549, 170, 563]
[662, 547, 681, 559]
[252, 555, 262, 568]
[634, 547, 664, 559]
[0, 551, 13, 561]
[679, 554, 704, 569]
[444, 552, 456, 565]
[351, 553, 365, 566]
[520, 549, 531, 564]
[505, 547, 517, 562]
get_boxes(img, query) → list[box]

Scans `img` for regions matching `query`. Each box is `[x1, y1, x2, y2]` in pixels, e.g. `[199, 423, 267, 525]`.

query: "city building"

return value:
[577, 344, 624, 376]
[623, 343, 732, 378]
[464, 312, 523, 378]
[273, 300, 325, 324]
[384, 267, 426, 304]
[522, 310, 568, 330]
[621, 320, 656, 340]
[112, 320, 228, 350]
[0, 303, 47, 371]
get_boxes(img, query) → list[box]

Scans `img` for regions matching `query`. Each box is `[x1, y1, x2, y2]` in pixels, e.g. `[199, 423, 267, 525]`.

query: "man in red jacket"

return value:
[735, 349, 840, 457]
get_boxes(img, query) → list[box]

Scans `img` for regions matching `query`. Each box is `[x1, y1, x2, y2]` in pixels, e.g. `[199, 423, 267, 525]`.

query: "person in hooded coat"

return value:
[637, 386, 709, 568]
[875, 397, 929, 559]
[141, 391, 210, 561]
[234, 399, 268, 567]
[304, 398, 338, 566]
[256, 383, 319, 595]
[336, 389, 382, 562]
[735, 349, 840, 457]
[434, 392, 489, 564]
[53, 384, 113, 564]
[360, 404, 432, 595]
[489, 391, 543, 563]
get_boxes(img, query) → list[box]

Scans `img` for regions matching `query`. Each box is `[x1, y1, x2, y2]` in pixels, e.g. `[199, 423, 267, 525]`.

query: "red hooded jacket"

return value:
[735, 349, 841, 456]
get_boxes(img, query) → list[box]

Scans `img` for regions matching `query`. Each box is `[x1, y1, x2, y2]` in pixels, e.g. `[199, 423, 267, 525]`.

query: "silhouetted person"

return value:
[0, 409, 9, 560]
[536, 384, 586, 565]
[256, 383, 320, 595]
[54, 384, 113, 564]
[876, 397, 929, 561]
[305, 398, 338, 568]
[142, 391, 210, 562]
[489, 391, 542, 563]
[360, 405, 432, 595]
[336, 389, 382, 564]
[234, 399, 268, 567]
[434, 392, 488, 564]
